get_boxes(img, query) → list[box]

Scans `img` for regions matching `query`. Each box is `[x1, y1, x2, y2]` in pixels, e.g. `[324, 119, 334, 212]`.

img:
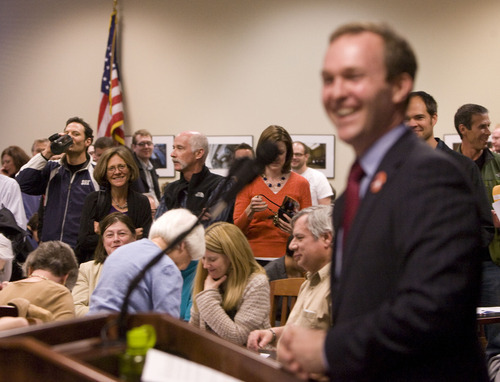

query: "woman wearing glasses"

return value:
[75, 146, 152, 263]
[73, 212, 136, 317]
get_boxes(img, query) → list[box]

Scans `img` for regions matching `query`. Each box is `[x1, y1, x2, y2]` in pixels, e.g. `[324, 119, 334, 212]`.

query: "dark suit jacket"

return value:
[326, 130, 487, 381]
[131, 153, 161, 200]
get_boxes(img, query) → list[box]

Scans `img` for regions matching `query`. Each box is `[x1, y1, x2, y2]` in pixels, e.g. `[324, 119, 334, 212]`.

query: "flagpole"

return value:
[97, 0, 125, 144]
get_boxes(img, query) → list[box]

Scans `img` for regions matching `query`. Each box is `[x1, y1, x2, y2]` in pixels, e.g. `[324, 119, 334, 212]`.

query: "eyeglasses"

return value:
[104, 231, 131, 239]
[293, 153, 305, 157]
[107, 164, 128, 173]
[136, 141, 154, 147]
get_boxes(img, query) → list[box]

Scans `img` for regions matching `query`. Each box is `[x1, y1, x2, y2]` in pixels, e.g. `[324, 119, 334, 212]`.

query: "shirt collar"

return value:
[358, 124, 407, 197]
[307, 262, 331, 286]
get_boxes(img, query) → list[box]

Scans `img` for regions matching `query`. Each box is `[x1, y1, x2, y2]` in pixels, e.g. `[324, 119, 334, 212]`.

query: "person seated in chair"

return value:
[190, 222, 270, 346]
[247, 205, 333, 351]
[264, 235, 305, 282]
[0, 241, 78, 322]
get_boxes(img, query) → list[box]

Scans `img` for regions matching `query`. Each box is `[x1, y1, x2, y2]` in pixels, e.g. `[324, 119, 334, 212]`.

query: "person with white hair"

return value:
[89, 208, 205, 317]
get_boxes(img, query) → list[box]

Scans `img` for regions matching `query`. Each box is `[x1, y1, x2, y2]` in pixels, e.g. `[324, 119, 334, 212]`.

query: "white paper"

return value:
[141, 348, 242, 382]
[477, 306, 500, 315]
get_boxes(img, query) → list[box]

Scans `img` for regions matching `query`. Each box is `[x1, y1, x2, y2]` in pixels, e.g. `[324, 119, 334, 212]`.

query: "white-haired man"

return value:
[89, 208, 205, 317]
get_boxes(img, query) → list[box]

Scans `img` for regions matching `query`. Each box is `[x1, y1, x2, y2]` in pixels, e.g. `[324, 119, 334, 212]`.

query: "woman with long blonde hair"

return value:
[190, 222, 270, 345]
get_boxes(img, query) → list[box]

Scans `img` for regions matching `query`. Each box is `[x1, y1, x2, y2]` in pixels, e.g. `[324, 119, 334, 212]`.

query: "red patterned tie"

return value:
[342, 161, 364, 246]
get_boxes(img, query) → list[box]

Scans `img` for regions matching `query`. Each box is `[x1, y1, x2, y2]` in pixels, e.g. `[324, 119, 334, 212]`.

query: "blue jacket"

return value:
[16, 153, 98, 248]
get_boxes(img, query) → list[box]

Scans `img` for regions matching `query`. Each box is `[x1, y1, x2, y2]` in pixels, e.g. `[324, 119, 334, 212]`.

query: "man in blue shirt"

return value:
[89, 208, 205, 316]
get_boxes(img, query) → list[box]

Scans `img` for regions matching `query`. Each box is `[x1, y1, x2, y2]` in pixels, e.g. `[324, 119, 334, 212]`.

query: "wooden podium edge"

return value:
[0, 313, 301, 382]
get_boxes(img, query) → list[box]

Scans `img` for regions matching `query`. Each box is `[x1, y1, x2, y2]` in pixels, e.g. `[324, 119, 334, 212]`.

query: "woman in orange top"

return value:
[233, 125, 311, 260]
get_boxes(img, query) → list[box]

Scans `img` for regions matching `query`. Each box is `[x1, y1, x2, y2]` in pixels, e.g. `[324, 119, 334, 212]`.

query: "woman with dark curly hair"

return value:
[1, 145, 30, 178]
[75, 146, 151, 263]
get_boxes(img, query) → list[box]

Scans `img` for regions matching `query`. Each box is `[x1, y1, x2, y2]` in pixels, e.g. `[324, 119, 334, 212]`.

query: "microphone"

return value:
[210, 141, 280, 218]
[493, 185, 500, 202]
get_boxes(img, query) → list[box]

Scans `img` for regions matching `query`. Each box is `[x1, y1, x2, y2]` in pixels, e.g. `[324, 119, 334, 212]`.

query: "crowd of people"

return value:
[1, 20, 500, 381]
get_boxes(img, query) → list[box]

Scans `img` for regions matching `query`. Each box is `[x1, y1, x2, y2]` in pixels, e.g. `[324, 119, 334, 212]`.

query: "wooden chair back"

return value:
[269, 277, 305, 326]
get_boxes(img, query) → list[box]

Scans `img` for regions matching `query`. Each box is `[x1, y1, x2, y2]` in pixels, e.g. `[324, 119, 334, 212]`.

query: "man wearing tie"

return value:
[278, 22, 487, 381]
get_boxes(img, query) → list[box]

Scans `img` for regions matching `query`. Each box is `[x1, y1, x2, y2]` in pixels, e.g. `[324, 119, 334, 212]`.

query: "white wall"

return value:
[1, 0, 499, 194]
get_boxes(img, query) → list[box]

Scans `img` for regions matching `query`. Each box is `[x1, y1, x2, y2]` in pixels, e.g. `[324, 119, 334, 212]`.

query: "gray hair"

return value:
[291, 205, 333, 240]
[148, 208, 205, 260]
[22, 241, 79, 290]
[188, 132, 209, 161]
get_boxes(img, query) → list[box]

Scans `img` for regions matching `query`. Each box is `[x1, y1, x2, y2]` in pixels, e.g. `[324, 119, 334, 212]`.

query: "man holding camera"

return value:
[16, 117, 98, 249]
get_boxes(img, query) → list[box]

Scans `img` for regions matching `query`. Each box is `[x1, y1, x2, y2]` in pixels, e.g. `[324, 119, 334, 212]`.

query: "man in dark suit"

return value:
[130, 129, 161, 201]
[278, 22, 487, 381]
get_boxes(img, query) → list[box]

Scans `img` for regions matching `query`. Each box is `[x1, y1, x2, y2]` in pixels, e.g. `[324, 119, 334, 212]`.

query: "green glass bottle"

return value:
[119, 324, 156, 382]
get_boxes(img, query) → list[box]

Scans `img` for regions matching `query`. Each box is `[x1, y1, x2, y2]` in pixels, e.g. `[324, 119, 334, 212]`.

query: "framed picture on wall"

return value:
[291, 134, 335, 178]
[443, 134, 461, 151]
[206, 135, 254, 176]
[443, 133, 492, 151]
[125, 135, 175, 177]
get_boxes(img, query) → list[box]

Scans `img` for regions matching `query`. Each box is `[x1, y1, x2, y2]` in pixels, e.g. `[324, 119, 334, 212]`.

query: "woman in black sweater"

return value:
[75, 146, 152, 263]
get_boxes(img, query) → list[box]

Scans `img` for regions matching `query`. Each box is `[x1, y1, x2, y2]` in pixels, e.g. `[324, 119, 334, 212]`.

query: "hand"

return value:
[200, 208, 211, 222]
[0, 167, 8, 176]
[41, 141, 56, 160]
[0, 281, 9, 290]
[276, 213, 293, 234]
[245, 195, 268, 218]
[492, 210, 500, 228]
[204, 274, 227, 291]
[93, 221, 100, 235]
[278, 325, 327, 379]
[135, 227, 144, 239]
[247, 329, 274, 352]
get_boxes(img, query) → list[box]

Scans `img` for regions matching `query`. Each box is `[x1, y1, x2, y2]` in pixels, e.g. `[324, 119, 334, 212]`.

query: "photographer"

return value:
[16, 117, 98, 249]
[233, 125, 311, 262]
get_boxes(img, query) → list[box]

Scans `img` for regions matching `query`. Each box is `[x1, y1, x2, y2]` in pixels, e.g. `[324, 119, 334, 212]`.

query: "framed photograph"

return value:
[206, 135, 254, 176]
[291, 134, 335, 178]
[443, 134, 462, 151]
[443, 133, 492, 151]
[125, 135, 175, 177]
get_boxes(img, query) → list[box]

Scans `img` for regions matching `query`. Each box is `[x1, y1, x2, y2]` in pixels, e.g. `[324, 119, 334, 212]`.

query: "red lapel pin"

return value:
[370, 171, 387, 194]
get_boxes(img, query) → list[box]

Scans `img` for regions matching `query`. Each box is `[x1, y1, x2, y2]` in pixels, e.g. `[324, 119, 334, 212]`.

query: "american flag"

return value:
[97, 9, 125, 144]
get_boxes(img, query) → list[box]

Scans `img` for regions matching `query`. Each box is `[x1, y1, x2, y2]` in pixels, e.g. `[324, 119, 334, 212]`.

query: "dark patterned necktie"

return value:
[342, 161, 364, 247]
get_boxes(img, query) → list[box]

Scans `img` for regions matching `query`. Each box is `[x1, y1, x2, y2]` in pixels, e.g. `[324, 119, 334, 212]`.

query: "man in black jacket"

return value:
[156, 131, 231, 226]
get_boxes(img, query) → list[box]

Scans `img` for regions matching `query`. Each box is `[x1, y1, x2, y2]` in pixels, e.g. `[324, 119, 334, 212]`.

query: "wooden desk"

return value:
[0, 313, 301, 381]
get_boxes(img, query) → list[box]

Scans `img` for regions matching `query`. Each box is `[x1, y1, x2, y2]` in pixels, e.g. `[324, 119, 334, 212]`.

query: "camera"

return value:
[49, 133, 73, 155]
[274, 196, 299, 226]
